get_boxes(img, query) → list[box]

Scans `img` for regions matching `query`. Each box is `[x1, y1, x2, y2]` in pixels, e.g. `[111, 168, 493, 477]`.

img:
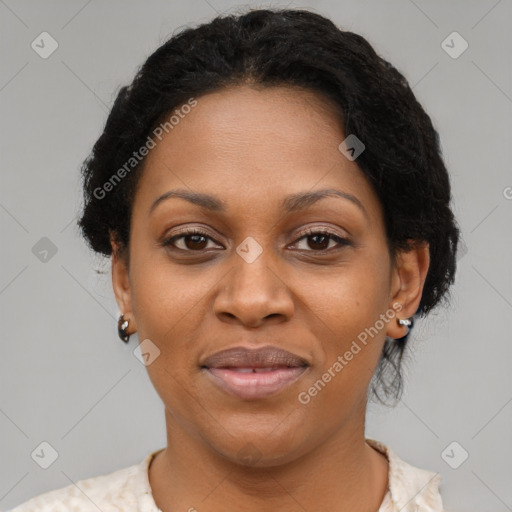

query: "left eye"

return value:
[292, 230, 350, 251]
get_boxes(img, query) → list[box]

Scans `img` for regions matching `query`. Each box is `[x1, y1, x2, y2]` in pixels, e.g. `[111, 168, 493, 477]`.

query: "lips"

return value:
[201, 346, 309, 369]
[201, 346, 309, 400]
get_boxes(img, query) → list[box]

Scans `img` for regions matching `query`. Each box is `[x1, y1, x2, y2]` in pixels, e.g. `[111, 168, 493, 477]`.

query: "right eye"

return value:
[162, 228, 223, 252]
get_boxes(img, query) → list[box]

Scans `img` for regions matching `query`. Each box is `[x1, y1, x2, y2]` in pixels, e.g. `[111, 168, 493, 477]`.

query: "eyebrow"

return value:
[148, 187, 369, 220]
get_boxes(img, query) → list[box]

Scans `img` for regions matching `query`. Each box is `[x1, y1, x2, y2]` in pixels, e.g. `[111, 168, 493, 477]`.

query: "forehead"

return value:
[133, 85, 382, 225]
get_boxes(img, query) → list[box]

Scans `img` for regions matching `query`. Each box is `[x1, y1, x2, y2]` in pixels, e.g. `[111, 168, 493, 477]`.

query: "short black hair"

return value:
[77, 7, 461, 406]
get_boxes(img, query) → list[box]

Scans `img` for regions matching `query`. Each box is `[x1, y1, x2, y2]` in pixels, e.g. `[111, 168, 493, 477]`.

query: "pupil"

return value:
[310, 234, 328, 250]
[187, 235, 206, 250]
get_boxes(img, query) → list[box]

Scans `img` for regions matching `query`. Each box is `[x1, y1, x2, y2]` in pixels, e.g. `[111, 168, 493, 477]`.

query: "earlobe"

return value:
[386, 242, 430, 340]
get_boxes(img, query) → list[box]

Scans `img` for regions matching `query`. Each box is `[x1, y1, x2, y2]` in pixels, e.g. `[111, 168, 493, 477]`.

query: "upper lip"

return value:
[201, 346, 309, 369]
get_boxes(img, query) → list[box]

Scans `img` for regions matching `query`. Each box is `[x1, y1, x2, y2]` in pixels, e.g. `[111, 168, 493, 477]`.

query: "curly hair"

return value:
[77, 7, 460, 406]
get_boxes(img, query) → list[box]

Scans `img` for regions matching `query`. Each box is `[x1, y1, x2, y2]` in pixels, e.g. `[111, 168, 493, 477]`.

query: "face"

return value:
[112, 85, 429, 467]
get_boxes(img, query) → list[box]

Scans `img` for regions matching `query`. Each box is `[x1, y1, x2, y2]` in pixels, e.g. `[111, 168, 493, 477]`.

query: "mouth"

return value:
[201, 346, 309, 400]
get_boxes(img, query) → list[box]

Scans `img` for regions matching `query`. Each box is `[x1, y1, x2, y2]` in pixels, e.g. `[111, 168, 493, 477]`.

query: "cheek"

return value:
[129, 248, 212, 337]
[297, 262, 389, 391]
[128, 263, 209, 407]
[299, 258, 390, 337]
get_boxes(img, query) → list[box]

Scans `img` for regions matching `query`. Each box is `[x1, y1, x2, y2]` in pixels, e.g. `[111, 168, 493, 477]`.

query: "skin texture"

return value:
[111, 85, 430, 512]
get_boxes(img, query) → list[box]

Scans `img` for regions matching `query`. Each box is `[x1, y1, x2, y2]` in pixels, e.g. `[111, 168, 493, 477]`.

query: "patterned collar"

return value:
[137, 439, 443, 512]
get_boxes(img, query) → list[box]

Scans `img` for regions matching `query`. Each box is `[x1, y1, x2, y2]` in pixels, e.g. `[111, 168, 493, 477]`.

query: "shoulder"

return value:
[366, 438, 444, 512]
[8, 453, 158, 512]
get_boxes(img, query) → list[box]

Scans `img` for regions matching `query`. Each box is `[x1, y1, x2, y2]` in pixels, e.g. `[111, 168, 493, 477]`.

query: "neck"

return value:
[148, 408, 389, 512]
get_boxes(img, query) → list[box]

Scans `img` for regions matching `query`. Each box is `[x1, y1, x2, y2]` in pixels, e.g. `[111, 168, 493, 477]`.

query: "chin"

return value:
[206, 425, 309, 469]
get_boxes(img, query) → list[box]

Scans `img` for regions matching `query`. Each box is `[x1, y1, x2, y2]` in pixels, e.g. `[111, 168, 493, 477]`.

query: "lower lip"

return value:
[204, 367, 308, 400]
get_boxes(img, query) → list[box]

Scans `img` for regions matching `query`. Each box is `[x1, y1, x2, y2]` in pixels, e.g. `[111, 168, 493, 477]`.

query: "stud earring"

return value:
[397, 317, 412, 329]
[394, 316, 414, 341]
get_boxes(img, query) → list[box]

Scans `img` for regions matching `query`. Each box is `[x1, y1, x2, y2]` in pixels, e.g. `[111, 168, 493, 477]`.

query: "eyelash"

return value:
[162, 227, 350, 253]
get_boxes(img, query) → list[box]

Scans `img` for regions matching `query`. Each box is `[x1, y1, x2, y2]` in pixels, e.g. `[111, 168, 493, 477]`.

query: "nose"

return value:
[213, 251, 295, 328]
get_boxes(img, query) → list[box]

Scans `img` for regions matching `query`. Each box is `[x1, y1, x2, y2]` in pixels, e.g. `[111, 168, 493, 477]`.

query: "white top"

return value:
[8, 438, 443, 511]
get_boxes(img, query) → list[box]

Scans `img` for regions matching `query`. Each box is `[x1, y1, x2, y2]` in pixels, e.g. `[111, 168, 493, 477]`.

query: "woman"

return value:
[11, 7, 459, 512]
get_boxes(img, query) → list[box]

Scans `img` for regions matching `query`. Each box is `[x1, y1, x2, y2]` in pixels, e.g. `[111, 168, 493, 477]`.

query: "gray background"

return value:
[1, 1, 511, 510]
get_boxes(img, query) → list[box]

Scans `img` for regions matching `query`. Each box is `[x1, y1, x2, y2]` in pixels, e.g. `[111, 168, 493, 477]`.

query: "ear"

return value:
[110, 235, 137, 334]
[386, 242, 430, 340]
